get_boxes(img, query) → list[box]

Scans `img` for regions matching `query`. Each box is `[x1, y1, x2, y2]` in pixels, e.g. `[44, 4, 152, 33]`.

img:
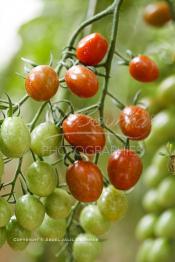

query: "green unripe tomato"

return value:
[38, 215, 66, 239]
[44, 188, 74, 219]
[26, 161, 57, 197]
[80, 205, 111, 236]
[0, 117, 31, 158]
[136, 214, 157, 240]
[0, 154, 4, 182]
[142, 189, 162, 213]
[73, 233, 101, 262]
[97, 185, 128, 221]
[155, 209, 175, 238]
[31, 122, 61, 156]
[149, 238, 172, 262]
[0, 227, 6, 247]
[157, 176, 175, 208]
[15, 194, 45, 231]
[156, 76, 175, 107]
[136, 239, 154, 262]
[6, 216, 31, 250]
[0, 198, 11, 227]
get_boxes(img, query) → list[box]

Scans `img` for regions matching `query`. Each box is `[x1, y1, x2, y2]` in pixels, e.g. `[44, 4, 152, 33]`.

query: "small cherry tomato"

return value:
[136, 239, 154, 262]
[119, 105, 151, 140]
[155, 209, 175, 238]
[129, 55, 159, 82]
[149, 238, 172, 262]
[76, 33, 108, 65]
[157, 176, 175, 208]
[156, 76, 175, 107]
[142, 189, 162, 213]
[25, 65, 59, 101]
[0, 198, 11, 227]
[62, 114, 105, 154]
[65, 65, 99, 98]
[108, 149, 143, 190]
[136, 214, 157, 241]
[66, 160, 103, 202]
[144, 2, 171, 27]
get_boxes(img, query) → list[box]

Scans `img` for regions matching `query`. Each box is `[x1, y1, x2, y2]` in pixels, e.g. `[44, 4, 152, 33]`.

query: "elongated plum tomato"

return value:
[25, 65, 59, 101]
[144, 2, 171, 27]
[62, 114, 105, 154]
[65, 65, 99, 98]
[119, 105, 151, 140]
[129, 55, 159, 82]
[108, 149, 143, 190]
[0, 117, 31, 158]
[76, 33, 108, 65]
[66, 160, 103, 202]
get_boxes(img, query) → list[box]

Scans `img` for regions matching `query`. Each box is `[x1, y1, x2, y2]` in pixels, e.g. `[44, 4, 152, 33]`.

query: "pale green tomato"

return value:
[6, 216, 31, 250]
[15, 194, 45, 231]
[0, 227, 6, 247]
[0, 198, 11, 227]
[80, 205, 111, 236]
[136, 214, 157, 240]
[38, 215, 66, 239]
[31, 122, 61, 156]
[157, 176, 175, 208]
[73, 233, 101, 262]
[0, 117, 31, 158]
[44, 188, 74, 219]
[136, 239, 154, 262]
[97, 185, 128, 221]
[155, 209, 175, 238]
[143, 165, 167, 188]
[156, 76, 175, 107]
[149, 238, 172, 262]
[26, 161, 57, 197]
[142, 189, 162, 213]
[0, 154, 4, 182]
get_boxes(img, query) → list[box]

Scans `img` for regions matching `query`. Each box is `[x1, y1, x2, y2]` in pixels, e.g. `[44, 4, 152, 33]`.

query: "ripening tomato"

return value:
[136, 214, 157, 241]
[0, 198, 11, 227]
[108, 149, 143, 190]
[66, 160, 103, 202]
[129, 55, 159, 82]
[76, 33, 108, 65]
[65, 65, 99, 98]
[119, 105, 152, 140]
[62, 114, 105, 154]
[144, 2, 171, 27]
[25, 65, 59, 101]
[0, 227, 6, 248]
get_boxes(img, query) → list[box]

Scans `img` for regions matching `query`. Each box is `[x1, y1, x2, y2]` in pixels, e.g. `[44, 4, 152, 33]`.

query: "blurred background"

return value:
[0, 0, 175, 261]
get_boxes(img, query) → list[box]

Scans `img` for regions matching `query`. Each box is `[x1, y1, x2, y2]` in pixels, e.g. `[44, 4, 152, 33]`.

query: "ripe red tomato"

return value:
[62, 114, 105, 154]
[25, 65, 59, 101]
[144, 2, 171, 27]
[66, 160, 103, 202]
[129, 55, 159, 82]
[65, 65, 99, 98]
[119, 105, 151, 140]
[108, 149, 143, 190]
[76, 33, 108, 65]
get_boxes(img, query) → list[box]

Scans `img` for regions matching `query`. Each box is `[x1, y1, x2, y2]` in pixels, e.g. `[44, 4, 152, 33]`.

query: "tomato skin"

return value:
[142, 189, 162, 213]
[149, 238, 172, 262]
[0, 198, 11, 227]
[0, 117, 31, 158]
[129, 55, 159, 82]
[66, 160, 103, 202]
[156, 76, 175, 107]
[119, 105, 151, 140]
[136, 214, 157, 241]
[144, 2, 171, 27]
[25, 65, 59, 101]
[155, 209, 175, 238]
[108, 149, 143, 190]
[136, 239, 154, 262]
[65, 65, 99, 98]
[157, 176, 175, 208]
[76, 33, 108, 65]
[62, 114, 105, 154]
[0, 227, 6, 248]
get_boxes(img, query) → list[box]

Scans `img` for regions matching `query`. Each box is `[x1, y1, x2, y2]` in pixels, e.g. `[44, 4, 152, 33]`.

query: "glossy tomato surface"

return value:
[129, 55, 159, 82]
[65, 65, 99, 98]
[66, 160, 103, 202]
[62, 114, 105, 154]
[25, 65, 59, 101]
[108, 149, 143, 190]
[119, 105, 152, 140]
[144, 2, 171, 27]
[76, 33, 108, 65]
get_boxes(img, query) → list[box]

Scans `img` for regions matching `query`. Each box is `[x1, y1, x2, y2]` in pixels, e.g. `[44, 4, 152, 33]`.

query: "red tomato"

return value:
[65, 65, 99, 98]
[144, 2, 171, 27]
[108, 149, 143, 190]
[66, 160, 103, 202]
[129, 55, 159, 82]
[76, 33, 108, 65]
[119, 105, 151, 140]
[62, 114, 105, 154]
[25, 65, 59, 101]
